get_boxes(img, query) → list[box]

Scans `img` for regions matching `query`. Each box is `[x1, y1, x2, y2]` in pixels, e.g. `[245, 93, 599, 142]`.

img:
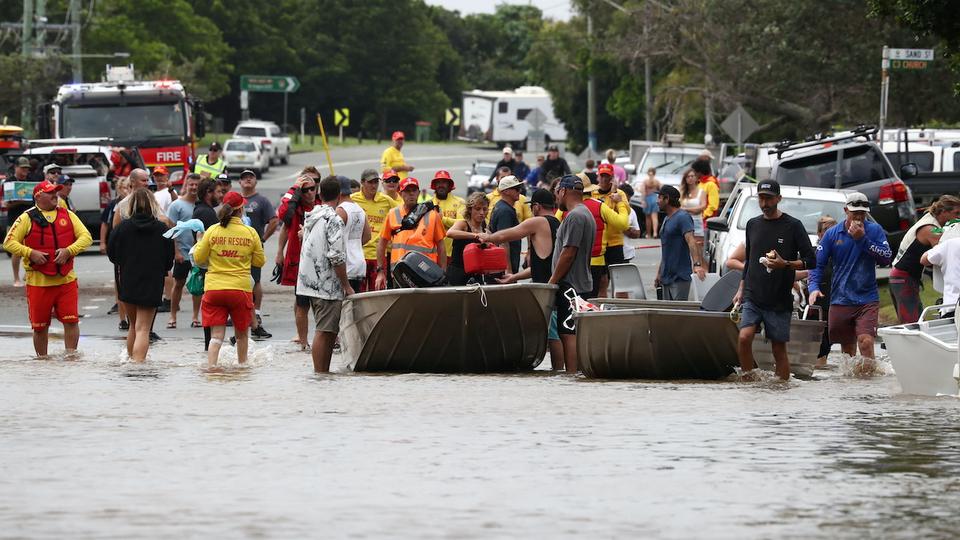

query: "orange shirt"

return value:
[380, 205, 447, 264]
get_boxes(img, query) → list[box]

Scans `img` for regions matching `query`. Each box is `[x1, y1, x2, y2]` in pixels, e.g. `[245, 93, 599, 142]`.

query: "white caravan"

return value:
[460, 86, 567, 149]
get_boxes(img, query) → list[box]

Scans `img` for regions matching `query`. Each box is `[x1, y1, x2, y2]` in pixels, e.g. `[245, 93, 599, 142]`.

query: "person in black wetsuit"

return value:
[444, 192, 490, 286]
[480, 188, 563, 369]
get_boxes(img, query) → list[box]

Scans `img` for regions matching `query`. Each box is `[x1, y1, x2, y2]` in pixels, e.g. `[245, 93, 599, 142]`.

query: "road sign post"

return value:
[239, 75, 300, 133]
[445, 107, 460, 142]
[719, 105, 759, 148]
[879, 47, 934, 141]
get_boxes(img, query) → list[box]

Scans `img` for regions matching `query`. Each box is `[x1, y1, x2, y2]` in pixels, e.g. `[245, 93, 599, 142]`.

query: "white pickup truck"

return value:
[233, 120, 291, 166]
[2, 143, 143, 242]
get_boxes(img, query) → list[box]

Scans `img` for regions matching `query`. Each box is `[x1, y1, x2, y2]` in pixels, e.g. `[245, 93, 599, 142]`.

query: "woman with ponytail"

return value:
[192, 191, 265, 367]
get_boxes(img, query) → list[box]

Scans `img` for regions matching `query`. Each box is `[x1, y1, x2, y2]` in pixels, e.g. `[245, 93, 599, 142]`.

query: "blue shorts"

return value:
[738, 300, 792, 342]
[548, 310, 559, 341]
[644, 193, 659, 215]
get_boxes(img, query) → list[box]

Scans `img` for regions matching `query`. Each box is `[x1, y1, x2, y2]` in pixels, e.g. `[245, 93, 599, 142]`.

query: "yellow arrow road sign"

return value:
[334, 108, 350, 127]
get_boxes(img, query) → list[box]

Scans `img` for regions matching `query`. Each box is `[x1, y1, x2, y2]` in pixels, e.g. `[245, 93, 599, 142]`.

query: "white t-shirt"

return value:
[338, 199, 367, 279]
[622, 208, 641, 261]
[925, 237, 960, 307]
[154, 188, 174, 214]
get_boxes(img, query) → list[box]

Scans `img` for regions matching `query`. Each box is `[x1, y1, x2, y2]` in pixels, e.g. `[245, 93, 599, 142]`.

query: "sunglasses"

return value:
[301, 185, 317, 192]
[383, 178, 399, 184]
[848, 201, 869, 209]
[364, 178, 381, 184]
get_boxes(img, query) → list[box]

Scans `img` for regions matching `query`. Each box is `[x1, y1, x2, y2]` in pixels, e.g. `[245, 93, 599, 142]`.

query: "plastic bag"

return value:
[186, 266, 205, 296]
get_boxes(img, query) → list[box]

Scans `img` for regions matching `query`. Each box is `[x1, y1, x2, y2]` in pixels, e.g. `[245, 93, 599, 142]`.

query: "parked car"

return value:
[232, 120, 290, 166]
[770, 126, 916, 253]
[223, 138, 270, 178]
[705, 182, 849, 274]
[464, 160, 499, 194]
[2, 142, 142, 241]
[635, 144, 706, 188]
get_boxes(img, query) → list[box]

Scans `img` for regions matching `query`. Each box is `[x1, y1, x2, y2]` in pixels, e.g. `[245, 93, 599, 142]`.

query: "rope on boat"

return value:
[467, 283, 488, 308]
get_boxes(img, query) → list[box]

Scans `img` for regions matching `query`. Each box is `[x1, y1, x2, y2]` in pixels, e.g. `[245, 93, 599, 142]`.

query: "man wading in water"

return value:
[732, 181, 816, 380]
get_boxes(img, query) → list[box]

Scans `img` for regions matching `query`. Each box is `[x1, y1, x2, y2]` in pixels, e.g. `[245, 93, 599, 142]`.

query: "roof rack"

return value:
[27, 137, 115, 148]
[769, 125, 877, 158]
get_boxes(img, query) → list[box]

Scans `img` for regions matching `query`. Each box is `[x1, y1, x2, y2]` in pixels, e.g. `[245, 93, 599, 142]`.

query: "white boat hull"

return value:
[878, 315, 959, 396]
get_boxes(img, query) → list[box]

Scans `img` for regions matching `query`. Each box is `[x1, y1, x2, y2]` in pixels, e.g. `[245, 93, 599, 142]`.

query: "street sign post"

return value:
[525, 109, 549, 152]
[334, 108, 349, 143]
[445, 107, 460, 141]
[239, 75, 301, 135]
[719, 105, 759, 146]
[879, 47, 935, 141]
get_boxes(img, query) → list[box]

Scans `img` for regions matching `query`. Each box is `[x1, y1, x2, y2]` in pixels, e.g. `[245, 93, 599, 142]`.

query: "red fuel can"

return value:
[462, 242, 507, 275]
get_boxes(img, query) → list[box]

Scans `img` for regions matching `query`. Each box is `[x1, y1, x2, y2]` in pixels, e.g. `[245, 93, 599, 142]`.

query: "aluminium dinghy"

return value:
[339, 283, 556, 373]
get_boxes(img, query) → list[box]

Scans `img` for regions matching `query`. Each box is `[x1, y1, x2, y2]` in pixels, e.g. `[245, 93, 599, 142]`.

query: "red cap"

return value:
[222, 191, 247, 209]
[382, 168, 400, 181]
[398, 177, 420, 192]
[431, 170, 455, 190]
[391, 131, 405, 141]
[597, 163, 614, 176]
[33, 180, 63, 196]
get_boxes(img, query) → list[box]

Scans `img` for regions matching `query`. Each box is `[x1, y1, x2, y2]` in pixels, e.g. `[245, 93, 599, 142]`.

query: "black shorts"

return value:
[605, 245, 626, 266]
[348, 278, 362, 292]
[556, 283, 585, 336]
[251, 265, 262, 284]
[294, 283, 311, 307]
[172, 260, 192, 281]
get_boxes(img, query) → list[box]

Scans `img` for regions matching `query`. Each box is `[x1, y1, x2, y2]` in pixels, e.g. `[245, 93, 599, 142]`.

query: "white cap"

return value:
[498, 175, 523, 191]
[502, 146, 513, 156]
[845, 192, 870, 212]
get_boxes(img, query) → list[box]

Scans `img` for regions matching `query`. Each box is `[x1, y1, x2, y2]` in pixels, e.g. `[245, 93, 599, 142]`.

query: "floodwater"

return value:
[2, 336, 960, 539]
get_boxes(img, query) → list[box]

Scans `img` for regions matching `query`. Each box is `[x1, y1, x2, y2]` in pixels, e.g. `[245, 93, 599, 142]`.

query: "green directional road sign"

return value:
[240, 75, 300, 93]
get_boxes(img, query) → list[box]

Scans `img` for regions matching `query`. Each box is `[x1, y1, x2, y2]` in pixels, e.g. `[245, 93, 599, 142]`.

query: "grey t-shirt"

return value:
[552, 203, 596, 294]
[244, 192, 275, 240]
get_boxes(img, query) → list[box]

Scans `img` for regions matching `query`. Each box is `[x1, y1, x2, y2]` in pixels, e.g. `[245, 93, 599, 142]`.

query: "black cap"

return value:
[527, 188, 557, 207]
[757, 180, 780, 196]
[216, 173, 231, 183]
[657, 185, 681, 202]
[209, 142, 222, 152]
[239, 169, 256, 179]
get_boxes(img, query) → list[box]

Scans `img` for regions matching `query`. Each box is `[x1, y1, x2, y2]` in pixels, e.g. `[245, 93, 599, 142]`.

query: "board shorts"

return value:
[644, 193, 659, 215]
[605, 245, 626, 266]
[27, 280, 79, 330]
[360, 259, 378, 293]
[738, 300, 792, 343]
[172, 260, 192, 281]
[828, 302, 880, 344]
[310, 298, 342, 333]
[201, 289, 254, 331]
[548, 309, 560, 341]
[888, 268, 921, 324]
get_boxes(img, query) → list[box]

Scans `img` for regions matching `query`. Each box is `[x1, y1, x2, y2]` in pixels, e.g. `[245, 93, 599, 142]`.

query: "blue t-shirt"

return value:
[166, 198, 196, 255]
[660, 209, 695, 285]
[809, 219, 892, 306]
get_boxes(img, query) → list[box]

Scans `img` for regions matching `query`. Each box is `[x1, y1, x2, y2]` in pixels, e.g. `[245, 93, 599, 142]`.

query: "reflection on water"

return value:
[1, 338, 959, 538]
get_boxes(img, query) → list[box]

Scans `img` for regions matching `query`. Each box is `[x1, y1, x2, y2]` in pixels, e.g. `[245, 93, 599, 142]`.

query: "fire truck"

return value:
[38, 65, 206, 183]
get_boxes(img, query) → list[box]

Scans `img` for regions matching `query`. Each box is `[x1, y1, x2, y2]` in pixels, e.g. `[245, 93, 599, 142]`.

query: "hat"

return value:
[382, 168, 400, 182]
[337, 175, 353, 195]
[577, 172, 599, 193]
[597, 163, 614, 177]
[498, 175, 523, 192]
[547, 144, 559, 152]
[32, 180, 62, 196]
[398, 177, 420, 191]
[361, 168, 380, 182]
[152, 165, 169, 176]
[391, 131, 405, 141]
[845, 192, 870, 211]
[216, 173, 231, 183]
[15, 157, 29, 168]
[431, 170, 455, 190]
[209, 142, 222, 152]
[222, 191, 247, 209]
[56, 174, 74, 185]
[502, 146, 513, 155]
[757, 180, 780, 196]
[527, 188, 557, 207]
[557, 174, 584, 191]
[657, 185, 681, 203]
[239, 169, 256, 178]
[42, 163, 61, 174]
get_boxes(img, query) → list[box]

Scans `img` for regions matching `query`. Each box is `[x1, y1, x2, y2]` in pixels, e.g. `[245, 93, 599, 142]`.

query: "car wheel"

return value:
[281, 153, 289, 165]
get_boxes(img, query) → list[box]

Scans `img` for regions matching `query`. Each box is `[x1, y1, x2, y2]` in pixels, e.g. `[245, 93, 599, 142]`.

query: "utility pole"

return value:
[643, 7, 653, 141]
[586, 8, 597, 153]
[704, 94, 712, 145]
[70, 0, 81, 82]
[21, 0, 35, 131]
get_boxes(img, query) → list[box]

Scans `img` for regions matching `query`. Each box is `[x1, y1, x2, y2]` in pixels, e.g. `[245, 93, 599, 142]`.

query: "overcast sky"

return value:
[423, 0, 573, 20]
